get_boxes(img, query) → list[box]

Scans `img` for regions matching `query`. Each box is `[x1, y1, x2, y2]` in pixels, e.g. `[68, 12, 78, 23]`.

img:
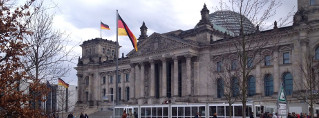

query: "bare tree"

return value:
[294, 54, 319, 118]
[56, 86, 76, 118]
[214, 58, 241, 118]
[22, 1, 74, 82]
[212, 0, 290, 117]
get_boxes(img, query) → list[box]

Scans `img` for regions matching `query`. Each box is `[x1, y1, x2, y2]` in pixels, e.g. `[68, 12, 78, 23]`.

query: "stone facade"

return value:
[75, 0, 319, 114]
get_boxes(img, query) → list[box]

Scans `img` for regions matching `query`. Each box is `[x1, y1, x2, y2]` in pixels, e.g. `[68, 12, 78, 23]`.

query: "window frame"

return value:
[102, 76, 106, 84]
[283, 72, 293, 95]
[247, 57, 253, 68]
[217, 78, 224, 98]
[247, 76, 256, 96]
[126, 73, 129, 82]
[264, 55, 271, 66]
[264, 74, 274, 96]
[231, 59, 237, 70]
[283, 52, 290, 64]
[109, 75, 113, 84]
[217, 61, 222, 72]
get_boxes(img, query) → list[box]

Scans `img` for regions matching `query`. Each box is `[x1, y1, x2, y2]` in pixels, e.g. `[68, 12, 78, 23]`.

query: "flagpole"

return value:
[100, 20, 102, 38]
[115, 10, 119, 105]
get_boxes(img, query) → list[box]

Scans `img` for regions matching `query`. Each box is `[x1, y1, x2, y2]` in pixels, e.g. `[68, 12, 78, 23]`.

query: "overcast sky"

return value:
[46, 0, 297, 85]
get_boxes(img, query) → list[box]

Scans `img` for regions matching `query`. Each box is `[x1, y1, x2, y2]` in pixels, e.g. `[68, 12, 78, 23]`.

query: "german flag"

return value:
[101, 22, 110, 30]
[58, 78, 69, 88]
[117, 14, 138, 51]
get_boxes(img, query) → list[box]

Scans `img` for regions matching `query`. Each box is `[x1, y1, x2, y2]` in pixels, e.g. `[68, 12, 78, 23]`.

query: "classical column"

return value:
[173, 56, 179, 97]
[130, 64, 135, 99]
[150, 60, 155, 97]
[89, 73, 94, 101]
[161, 58, 167, 97]
[77, 74, 83, 102]
[135, 64, 140, 99]
[185, 55, 192, 96]
[140, 62, 145, 98]
[255, 57, 261, 94]
[273, 50, 279, 93]
[121, 71, 125, 101]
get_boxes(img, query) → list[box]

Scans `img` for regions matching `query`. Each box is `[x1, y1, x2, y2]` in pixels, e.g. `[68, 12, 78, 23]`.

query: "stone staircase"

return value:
[73, 102, 115, 118]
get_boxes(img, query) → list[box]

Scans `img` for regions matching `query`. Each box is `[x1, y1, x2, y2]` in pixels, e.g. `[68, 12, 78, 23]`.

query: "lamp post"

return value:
[103, 94, 115, 118]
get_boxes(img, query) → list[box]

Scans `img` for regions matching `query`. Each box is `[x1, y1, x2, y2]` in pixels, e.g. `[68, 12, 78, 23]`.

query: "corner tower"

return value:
[79, 38, 118, 64]
[294, 0, 319, 24]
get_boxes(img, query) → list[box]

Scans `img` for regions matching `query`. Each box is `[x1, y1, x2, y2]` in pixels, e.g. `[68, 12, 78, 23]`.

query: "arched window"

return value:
[232, 77, 239, 97]
[248, 76, 256, 96]
[283, 72, 293, 95]
[264, 74, 274, 96]
[315, 47, 319, 60]
[217, 78, 224, 98]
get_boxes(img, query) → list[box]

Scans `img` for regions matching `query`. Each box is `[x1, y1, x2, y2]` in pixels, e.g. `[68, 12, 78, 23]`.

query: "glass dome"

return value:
[209, 10, 256, 36]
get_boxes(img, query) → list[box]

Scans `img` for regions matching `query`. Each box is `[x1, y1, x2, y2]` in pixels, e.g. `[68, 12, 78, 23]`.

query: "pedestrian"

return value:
[250, 112, 254, 118]
[128, 109, 133, 118]
[134, 112, 138, 118]
[288, 113, 293, 118]
[85, 113, 89, 118]
[122, 110, 127, 118]
[80, 113, 85, 118]
[194, 112, 201, 118]
[213, 113, 217, 118]
[67, 113, 74, 118]
[273, 112, 277, 118]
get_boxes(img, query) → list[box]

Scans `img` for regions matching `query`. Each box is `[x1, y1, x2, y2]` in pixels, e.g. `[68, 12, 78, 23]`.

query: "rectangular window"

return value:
[217, 61, 222, 72]
[109, 76, 113, 84]
[231, 59, 237, 70]
[283, 52, 290, 64]
[310, 0, 317, 5]
[119, 88, 121, 100]
[247, 57, 253, 68]
[117, 75, 121, 83]
[102, 76, 106, 84]
[103, 88, 106, 96]
[125, 74, 129, 82]
[110, 88, 113, 101]
[264, 55, 271, 66]
[126, 87, 130, 101]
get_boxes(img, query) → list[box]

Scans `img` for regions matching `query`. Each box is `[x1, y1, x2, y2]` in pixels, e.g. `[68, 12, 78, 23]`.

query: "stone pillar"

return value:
[255, 58, 261, 94]
[89, 73, 94, 101]
[130, 64, 135, 99]
[173, 57, 179, 96]
[135, 64, 140, 99]
[150, 60, 155, 97]
[121, 72, 125, 101]
[140, 62, 145, 98]
[273, 50, 279, 93]
[186, 55, 192, 96]
[77, 74, 83, 102]
[161, 58, 167, 97]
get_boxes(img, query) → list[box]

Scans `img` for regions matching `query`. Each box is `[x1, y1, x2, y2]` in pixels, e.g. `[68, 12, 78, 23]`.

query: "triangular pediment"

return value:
[127, 33, 198, 57]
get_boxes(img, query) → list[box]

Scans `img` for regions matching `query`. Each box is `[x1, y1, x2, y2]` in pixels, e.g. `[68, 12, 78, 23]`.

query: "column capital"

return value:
[161, 58, 167, 62]
[172, 55, 178, 60]
[185, 54, 192, 59]
[139, 62, 145, 66]
[149, 59, 155, 64]
[130, 63, 136, 67]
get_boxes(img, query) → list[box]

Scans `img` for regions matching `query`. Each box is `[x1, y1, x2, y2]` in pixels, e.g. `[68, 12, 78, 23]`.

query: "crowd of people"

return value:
[258, 112, 314, 118]
[67, 112, 89, 118]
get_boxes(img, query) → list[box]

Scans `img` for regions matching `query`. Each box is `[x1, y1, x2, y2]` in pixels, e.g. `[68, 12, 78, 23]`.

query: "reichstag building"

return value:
[75, 0, 319, 117]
